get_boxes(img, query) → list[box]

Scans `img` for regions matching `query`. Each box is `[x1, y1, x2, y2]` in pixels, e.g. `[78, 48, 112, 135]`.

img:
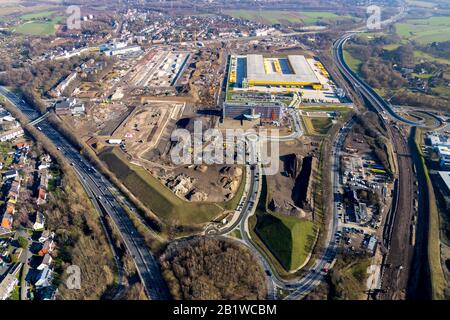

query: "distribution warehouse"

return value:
[228, 54, 326, 90]
[223, 54, 333, 121]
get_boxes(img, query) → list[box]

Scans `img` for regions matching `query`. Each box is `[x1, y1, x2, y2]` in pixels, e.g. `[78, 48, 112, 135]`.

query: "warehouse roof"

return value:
[437, 145, 450, 156]
[246, 54, 320, 84]
[438, 171, 450, 194]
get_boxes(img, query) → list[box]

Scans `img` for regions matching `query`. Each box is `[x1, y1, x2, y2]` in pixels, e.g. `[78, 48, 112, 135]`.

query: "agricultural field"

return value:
[406, 0, 439, 8]
[100, 148, 245, 226]
[0, 3, 58, 17]
[223, 9, 356, 26]
[413, 50, 450, 65]
[395, 16, 450, 44]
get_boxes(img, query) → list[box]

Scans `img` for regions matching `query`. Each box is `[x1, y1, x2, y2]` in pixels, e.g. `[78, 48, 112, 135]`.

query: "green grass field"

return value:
[252, 176, 317, 272]
[413, 50, 450, 65]
[406, 0, 438, 8]
[20, 10, 55, 20]
[331, 257, 371, 299]
[383, 43, 401, 51]
[343, 49, 362, 73]
[255, 211, 316, 271]
[0, 4, 57, 17]
[13, 16, 63, 36]
[299, 107, 350, 136]
[431, 85, 450, 99]
[311, 117, 333, 135]
[100, 148, 245, 226]
[223, 9, 355, 26]
[396, 16, 450, 44]
[414, 129, 446, 299]
[302, 116, 333, 136]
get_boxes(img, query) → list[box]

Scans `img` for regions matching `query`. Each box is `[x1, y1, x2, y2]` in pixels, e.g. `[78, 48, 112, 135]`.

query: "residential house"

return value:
[0, 263, 21, 300]
[38, 239, 55, 256]
[0, 273, 18, 300]
[3, 170, 18, 180]
[0, 213, 13, 231]
[37, 188, 47, 205]
[37, 286, 57, 300]
[38, 157, 51, 171]
[34, 266, 53, 288]
[33, 212, 46, 231]
[37, 253, 52, 271]
[49, 72, 77, 97]
[39, 230, 50, 243]
[367, 235, 377, 254]
[36, 169, 49, 205]
[0, 128, 24, 142]
[7, 179, 21, 201]
[54, 97, 76, 115]
[4, 203, 15, 216]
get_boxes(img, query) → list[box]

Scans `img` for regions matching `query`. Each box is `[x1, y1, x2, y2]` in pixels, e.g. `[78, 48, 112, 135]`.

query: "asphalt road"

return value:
[332, 22, 419, 300]
[212, 105, 349, 299]
[0, 86, 171, 300]
[332, 34, 425, 127]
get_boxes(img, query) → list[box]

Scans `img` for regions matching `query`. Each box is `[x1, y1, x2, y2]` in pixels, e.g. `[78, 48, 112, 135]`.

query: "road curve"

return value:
[332, 33, 425, 127]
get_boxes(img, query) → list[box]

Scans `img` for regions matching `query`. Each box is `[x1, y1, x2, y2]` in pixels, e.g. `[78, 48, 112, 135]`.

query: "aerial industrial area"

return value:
[0, 0, 449, 306]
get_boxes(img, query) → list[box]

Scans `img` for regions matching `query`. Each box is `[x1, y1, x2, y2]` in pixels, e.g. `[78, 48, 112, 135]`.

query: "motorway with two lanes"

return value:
[332, 34, 423, 127]
[0, 86, 171, 300]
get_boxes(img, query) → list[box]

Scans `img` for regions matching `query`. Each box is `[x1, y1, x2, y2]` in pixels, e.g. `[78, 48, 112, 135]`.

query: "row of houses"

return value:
[32, 228, 56, 299]
[0, 108, 24, 143]
[0, 171, 21, 233]
[36, 168, 49, 206]
[48, 72, 78, 98]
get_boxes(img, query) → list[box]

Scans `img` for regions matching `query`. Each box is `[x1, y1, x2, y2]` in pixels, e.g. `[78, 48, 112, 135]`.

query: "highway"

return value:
[332, 33, 425, 127]
[0, 86, 171, 300]
[217, 5, 411, 298]
[331, 6, 421, 299]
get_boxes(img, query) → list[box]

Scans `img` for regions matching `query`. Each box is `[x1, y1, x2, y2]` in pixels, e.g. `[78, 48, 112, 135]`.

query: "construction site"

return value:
[125, 49, 191, 88]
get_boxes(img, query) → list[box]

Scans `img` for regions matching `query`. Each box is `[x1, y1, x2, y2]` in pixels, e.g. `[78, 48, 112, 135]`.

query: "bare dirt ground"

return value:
[343, 131, 372, 154]
[155, 164, 243, 203]
[62, 102, 134, 139]
[266, 138, 317, 220]
[114, 102, 185, 159]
